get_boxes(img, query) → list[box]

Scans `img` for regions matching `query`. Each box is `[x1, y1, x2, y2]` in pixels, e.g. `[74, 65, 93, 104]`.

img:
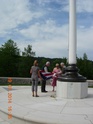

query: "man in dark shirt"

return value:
[41, 61, 50, 92]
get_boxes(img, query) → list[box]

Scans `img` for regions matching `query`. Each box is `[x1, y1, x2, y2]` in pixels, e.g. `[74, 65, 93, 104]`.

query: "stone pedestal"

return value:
[56, 80, 88, 99]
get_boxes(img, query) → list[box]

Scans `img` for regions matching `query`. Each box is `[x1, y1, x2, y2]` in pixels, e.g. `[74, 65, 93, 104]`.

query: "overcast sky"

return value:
[0, 0, 93, 60]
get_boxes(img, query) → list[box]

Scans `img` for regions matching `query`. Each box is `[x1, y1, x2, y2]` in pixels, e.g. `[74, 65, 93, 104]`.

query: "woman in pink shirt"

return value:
[51, 63, 62, 91]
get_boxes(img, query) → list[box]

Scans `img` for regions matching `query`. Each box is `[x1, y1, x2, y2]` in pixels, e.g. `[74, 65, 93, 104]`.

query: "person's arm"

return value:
[56, 68, 62, 76]
[52, 68, 56, 73]
[38, 70, 43, 80]
[30, 69, 32, 74]
[30, 67, 32, 74]
[58, 68, 62, 74]
[44, 66, 48, 72]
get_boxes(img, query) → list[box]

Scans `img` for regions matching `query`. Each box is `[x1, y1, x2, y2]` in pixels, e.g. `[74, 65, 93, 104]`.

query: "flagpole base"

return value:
[56, 64, 88, 99]
[58, 64, 86, 82]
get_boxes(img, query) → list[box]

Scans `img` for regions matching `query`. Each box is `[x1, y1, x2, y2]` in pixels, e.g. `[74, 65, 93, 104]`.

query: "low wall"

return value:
[0, 77, 31, 85]
[88, 80, 93, 86]
[0, 77, 93, 86]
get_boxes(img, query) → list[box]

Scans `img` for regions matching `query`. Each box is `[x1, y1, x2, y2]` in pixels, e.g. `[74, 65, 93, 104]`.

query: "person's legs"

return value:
[44, 80, 47, 91]
[52, 76, 57, 91]
[41, 80, 47, 92]
[53, 86, 55, 91]
[32, 79, 35, 96]
[34, 79, 39, 97]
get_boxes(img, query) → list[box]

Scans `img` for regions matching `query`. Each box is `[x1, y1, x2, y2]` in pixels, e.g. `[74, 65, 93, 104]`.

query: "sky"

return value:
[0, 0, 93, 60]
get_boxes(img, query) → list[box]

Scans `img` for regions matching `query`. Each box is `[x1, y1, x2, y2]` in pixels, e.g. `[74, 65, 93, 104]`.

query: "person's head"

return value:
[56, 63, 59, 68]
[33, 60, 38, 66]
[46, 61, 50, 67]
[60, 62, 64, 67]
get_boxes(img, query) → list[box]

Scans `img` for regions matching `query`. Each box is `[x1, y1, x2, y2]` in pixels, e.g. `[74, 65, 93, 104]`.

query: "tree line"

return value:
[0, 39, 93, 79]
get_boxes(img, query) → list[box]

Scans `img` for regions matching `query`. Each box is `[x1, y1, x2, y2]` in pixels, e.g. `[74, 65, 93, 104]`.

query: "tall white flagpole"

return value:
[69, 0, 76, 64]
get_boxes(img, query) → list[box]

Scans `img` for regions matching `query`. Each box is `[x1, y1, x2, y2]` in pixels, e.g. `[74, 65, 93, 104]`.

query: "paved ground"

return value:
[0, 85, 93, 124]
[0, 86, 32, 124]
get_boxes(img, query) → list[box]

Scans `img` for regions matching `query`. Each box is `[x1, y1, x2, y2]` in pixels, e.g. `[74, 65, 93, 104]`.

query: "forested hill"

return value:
[0, 39, 93, 79]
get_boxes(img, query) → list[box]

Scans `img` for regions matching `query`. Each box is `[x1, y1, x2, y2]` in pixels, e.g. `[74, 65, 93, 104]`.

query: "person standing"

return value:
[60, 62, 66, 74]
[41, 61, 50, 92]
[30, 60, 43, 97]
[51, 63, 62, 91]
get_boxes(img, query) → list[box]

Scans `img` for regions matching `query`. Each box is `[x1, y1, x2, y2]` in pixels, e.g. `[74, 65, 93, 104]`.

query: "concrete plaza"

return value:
[0, 85, 93, 124]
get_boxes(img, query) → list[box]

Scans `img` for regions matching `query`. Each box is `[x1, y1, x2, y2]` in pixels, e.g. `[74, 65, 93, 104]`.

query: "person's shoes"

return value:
[45, 90, 48, 92]
[41, 91, 48, 92]
[35, 95, 39, 97]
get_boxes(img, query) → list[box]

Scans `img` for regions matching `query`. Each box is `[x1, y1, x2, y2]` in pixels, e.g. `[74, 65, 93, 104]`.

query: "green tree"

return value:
[77, 54, 93, 80]
[22, 45, 35, 57]
[17, 56, 35, 77]
[0, 39, 20, 77]
[83, 53, 88, 60]
[0, 39, 20, 56]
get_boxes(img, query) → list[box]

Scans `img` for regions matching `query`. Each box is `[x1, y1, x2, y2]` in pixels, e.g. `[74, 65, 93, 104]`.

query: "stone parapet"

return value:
[0, 77, 93, 86]
[0, 77, 31, 85]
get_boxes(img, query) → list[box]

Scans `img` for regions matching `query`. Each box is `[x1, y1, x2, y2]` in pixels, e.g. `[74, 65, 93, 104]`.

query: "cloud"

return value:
[0, 0, 93, 60]
[20, 20, 68, 40]
[18, 19, 93, 60]
[32, 36, 68, 58]
[19, 20, 69, 58]
[77, 26, 93, 48]
[0, 0, 43, 36]
[61, 0, 93, 13]
[77, 26, 93, 60]
[77, 0, 93, 13]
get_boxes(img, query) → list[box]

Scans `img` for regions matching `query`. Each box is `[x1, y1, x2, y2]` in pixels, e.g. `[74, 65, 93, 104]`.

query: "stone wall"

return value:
[0, 77, 93, 86]
[0, 77, 31, 85]
[88, 80, 93, 87]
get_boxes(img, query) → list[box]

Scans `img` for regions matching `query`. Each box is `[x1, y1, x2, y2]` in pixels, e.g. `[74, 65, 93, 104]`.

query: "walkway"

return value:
[0, 85, 93, 124]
